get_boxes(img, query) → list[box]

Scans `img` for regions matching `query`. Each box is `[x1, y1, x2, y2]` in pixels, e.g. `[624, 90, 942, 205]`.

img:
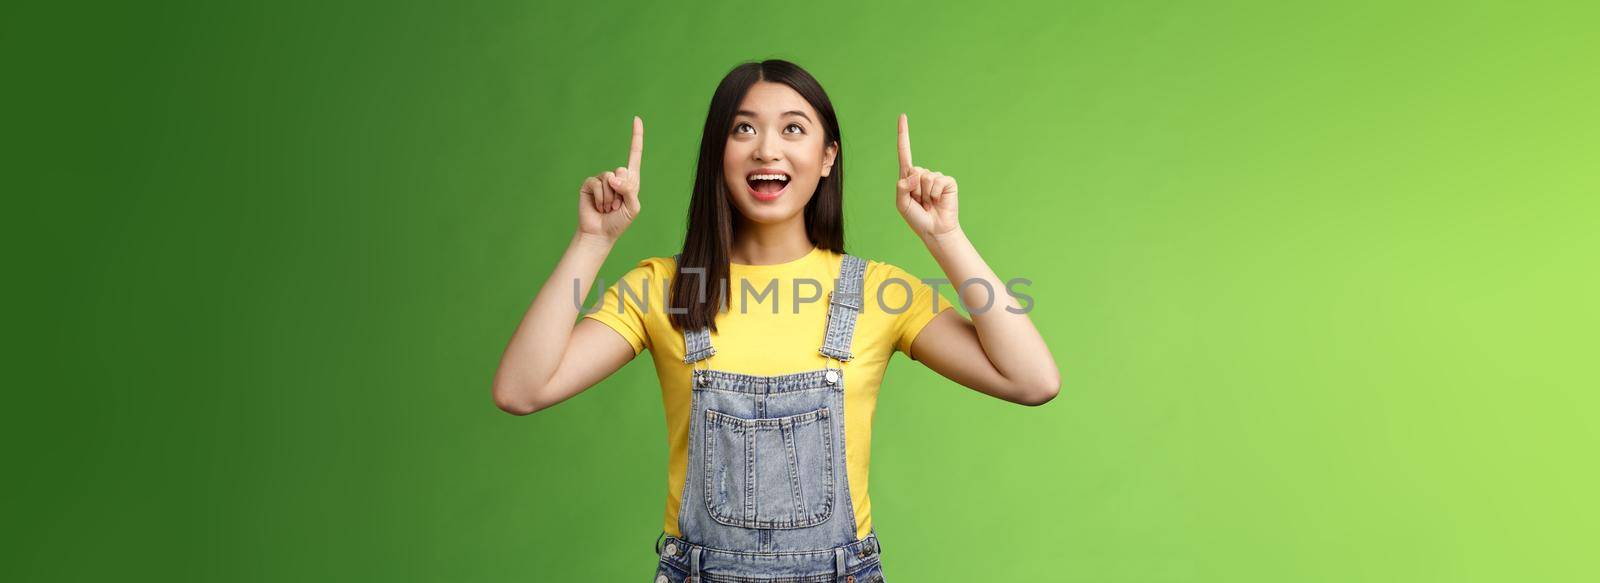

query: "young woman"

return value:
[493, 60, 1060, 582]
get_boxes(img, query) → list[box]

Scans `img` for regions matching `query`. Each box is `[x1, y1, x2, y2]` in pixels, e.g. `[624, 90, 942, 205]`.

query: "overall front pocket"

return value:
[702, 407, 836, 529]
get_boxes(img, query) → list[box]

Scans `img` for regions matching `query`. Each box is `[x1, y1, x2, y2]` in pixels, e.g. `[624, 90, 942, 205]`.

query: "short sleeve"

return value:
[875, 262, 956, 358]
[581, 259, 663, 356]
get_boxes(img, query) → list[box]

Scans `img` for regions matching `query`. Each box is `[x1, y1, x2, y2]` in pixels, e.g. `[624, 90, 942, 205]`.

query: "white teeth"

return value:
[749, 173, 789, 182]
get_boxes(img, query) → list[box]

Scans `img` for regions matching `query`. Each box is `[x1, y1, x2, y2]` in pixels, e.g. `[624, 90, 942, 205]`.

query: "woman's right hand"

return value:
[498, 120, 644, 414]
[577, 116, 644, 242]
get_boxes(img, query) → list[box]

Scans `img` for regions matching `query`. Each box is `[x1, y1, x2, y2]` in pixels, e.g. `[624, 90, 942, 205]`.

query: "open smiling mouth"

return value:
[746, 170, 790, 202]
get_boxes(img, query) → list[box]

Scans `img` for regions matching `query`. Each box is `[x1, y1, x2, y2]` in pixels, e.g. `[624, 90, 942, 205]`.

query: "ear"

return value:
[821, 141, 838, 177]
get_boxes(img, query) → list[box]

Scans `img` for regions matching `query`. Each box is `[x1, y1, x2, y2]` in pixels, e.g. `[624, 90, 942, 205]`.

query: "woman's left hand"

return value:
[895, 114, 960, 240]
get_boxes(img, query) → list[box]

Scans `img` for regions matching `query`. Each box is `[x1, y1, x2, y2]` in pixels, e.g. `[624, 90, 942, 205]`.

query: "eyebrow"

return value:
[735, 109, 813, 123]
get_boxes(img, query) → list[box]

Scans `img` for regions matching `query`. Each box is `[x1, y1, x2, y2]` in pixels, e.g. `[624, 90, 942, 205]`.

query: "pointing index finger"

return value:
[897, 113, 913, 178]
[627, 116, 644, 178]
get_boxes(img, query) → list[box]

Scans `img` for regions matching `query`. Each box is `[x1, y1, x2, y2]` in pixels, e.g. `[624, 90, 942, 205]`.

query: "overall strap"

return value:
[819, 254, 867, 362]
[683, 326, 716, 364]
[675, 253, 718, 365]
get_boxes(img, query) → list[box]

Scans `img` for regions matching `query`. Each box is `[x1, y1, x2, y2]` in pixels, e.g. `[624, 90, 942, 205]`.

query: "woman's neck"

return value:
[730, 217, 813, 266]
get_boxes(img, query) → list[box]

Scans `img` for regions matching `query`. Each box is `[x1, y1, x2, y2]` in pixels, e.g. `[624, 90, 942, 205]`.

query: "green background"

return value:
[6, 1, 1597, 580]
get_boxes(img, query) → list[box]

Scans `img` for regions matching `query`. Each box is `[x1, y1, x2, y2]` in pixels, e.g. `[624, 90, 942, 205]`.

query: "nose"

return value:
[753, 132, 781, 162]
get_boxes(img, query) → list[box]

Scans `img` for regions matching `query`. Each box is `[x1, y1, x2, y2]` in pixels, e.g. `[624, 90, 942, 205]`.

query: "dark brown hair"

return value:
[669, 59, 845, 332]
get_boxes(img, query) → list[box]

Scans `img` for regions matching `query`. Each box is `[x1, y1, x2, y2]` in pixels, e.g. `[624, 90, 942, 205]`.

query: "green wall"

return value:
[7, 1, 1597, 580]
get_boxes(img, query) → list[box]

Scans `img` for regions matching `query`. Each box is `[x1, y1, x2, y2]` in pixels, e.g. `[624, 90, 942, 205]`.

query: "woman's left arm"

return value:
[893, 114, 1061, 406]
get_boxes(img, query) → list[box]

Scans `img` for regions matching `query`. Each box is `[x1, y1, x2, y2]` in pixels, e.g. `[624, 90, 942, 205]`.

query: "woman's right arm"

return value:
[492, 117, 646, 415]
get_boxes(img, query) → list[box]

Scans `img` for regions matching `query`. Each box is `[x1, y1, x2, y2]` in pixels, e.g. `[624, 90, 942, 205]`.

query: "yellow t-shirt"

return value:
[582, 245, 953, 541]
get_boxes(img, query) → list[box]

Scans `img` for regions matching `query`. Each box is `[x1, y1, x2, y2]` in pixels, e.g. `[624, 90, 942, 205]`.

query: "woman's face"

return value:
[722, 81, 837, 226]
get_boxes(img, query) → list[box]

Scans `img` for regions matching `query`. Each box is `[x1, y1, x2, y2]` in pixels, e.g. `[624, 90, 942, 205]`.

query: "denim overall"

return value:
[653, 254, 886, 583]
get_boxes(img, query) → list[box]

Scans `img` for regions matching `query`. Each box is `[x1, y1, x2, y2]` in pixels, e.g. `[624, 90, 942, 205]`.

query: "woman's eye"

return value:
[732, 122, 803, 135]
